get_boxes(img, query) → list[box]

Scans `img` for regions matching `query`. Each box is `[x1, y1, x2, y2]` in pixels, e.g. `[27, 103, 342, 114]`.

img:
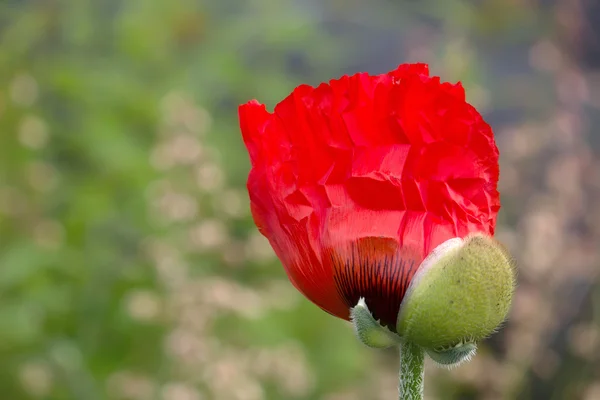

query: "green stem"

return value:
[398, 341, 425, 400]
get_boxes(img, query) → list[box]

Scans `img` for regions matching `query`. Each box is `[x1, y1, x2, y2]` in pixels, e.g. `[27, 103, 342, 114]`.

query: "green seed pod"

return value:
[396, 234, 516, 356]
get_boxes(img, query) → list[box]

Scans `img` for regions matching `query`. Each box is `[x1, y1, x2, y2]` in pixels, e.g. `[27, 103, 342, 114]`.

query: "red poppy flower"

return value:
[239, 63, 499, 331]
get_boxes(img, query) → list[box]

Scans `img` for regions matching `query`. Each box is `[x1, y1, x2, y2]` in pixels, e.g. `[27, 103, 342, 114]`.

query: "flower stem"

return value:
[398, 341, 425, 400]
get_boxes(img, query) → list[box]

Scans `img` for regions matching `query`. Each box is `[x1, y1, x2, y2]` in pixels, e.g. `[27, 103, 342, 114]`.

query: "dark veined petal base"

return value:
[325, 237, 420, 332]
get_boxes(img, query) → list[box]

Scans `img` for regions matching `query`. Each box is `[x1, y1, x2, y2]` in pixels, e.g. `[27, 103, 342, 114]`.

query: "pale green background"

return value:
[1, 1, 599, 399]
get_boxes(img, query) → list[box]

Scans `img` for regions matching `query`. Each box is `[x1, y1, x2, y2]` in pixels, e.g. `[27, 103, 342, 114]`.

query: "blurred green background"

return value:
[1, 1, 599, 399]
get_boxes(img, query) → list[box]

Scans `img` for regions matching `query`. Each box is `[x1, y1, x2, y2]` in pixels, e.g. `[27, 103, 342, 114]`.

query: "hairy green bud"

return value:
[396, 234, 515, 357]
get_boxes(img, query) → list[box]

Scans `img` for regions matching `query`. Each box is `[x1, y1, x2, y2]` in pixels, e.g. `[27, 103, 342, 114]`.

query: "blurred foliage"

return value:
[1, 0, 599, 399]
